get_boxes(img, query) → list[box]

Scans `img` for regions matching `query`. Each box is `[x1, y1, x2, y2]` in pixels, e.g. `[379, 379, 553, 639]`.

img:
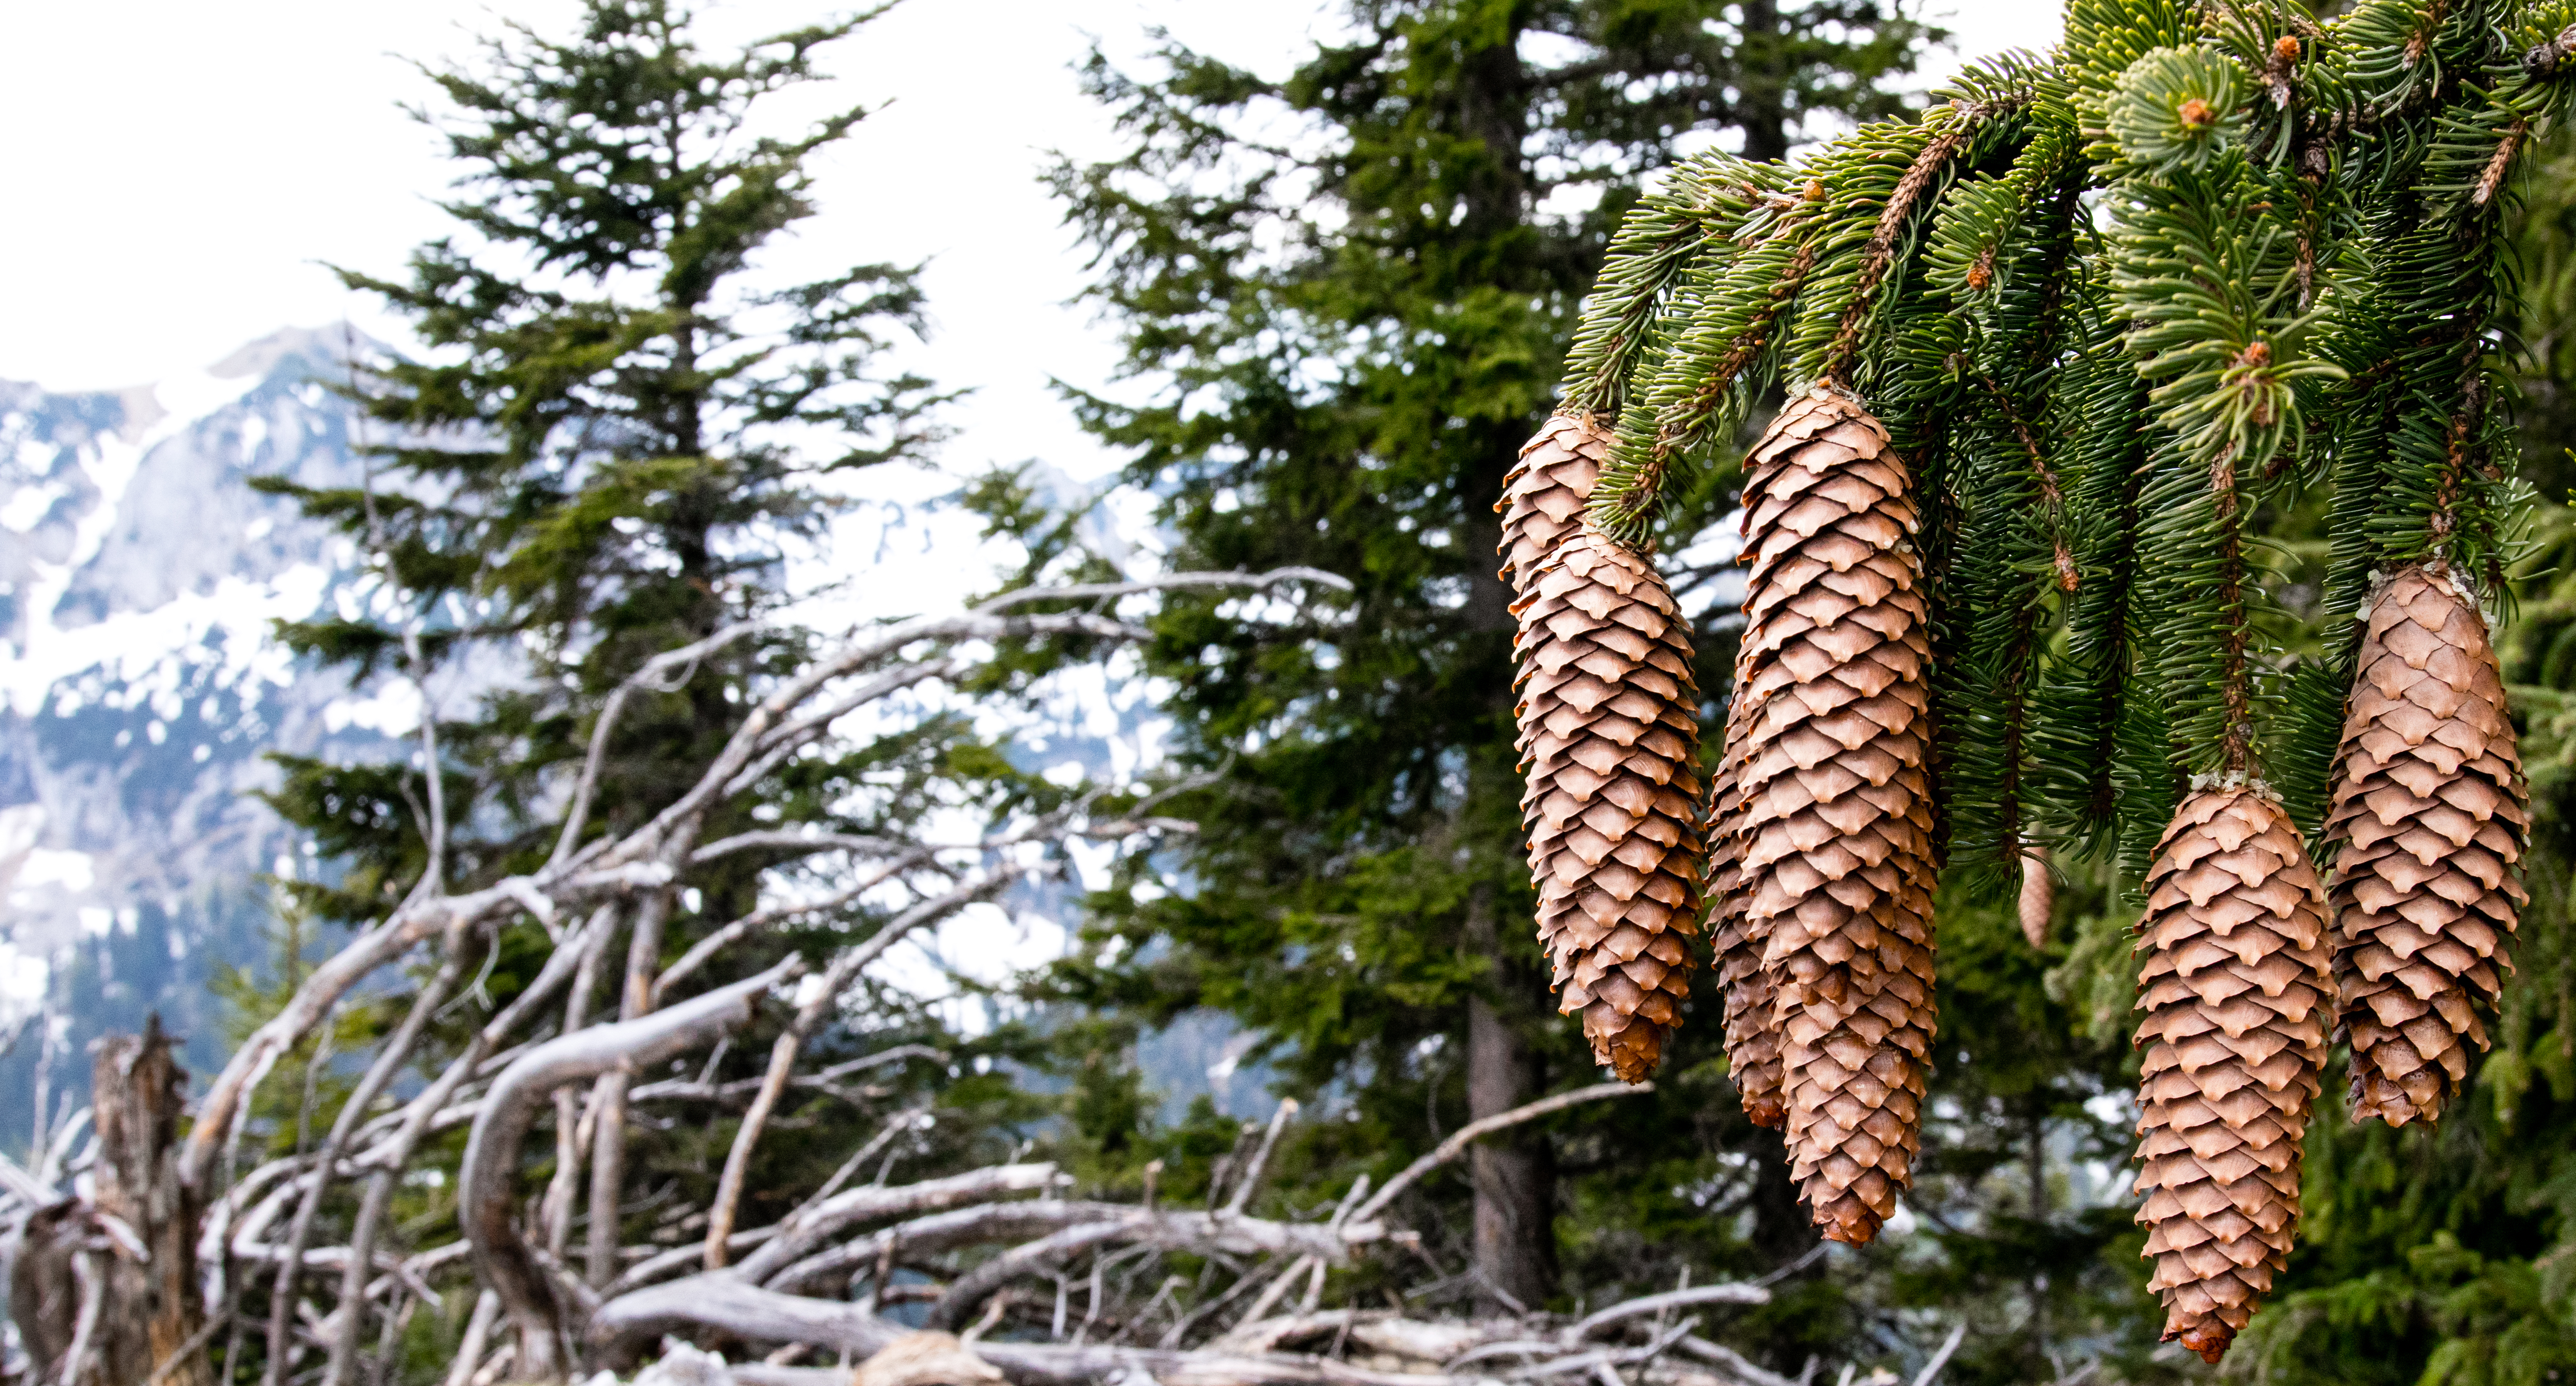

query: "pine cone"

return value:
[1706, 696, 1786, 1126]
[2019, 846, 2054, 950]
[2133, 786, 2332, 1364]
[1734, 386, 1937, 1244]
[2324, 564, 2528, 1126]
[1514, 525, 1704, 1082]
[1498, 411, 1611, 595]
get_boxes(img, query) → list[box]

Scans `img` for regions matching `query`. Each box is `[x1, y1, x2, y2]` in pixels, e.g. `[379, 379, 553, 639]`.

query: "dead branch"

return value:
[751, 1199, 1382, 1300]
[1566, 1283, 1767, 1340]
[1354, 1083, 1649, 1223]
[461, 959, 801, 1381]
[595, 1277, 1485, 1386]
[264, 950, 465, 1385]
[708, 878, 1015, 1269]
[728, 1164, 1058, 1288]
[550, 621, 766, 870]
[1911, 1323, 1966, 1386]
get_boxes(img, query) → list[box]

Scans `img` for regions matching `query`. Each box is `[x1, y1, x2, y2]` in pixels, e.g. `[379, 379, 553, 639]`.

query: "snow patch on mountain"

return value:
[0, 327, 394, 1100]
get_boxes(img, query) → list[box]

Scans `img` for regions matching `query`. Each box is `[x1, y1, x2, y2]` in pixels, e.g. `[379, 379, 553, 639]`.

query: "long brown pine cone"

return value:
[2325, 564, 2528, 1126]
[1498, 411, 1611, 596]
[1514, 525, 1704, 1082]
[1735, 385, 1937, 1244]
[2133, 786, 2332, 1364]
[1706, 694, 1787, 1126]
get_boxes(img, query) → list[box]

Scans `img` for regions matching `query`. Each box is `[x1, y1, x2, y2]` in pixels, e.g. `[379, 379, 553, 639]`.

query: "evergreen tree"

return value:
[1045, 0, 1934, 1318]
[241, 3, 1013, 1376]
[1463, 0, 2576, 1375]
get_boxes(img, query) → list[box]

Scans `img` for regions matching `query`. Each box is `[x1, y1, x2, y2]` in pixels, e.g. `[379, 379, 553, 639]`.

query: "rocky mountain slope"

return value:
[0, 327, 395, 1140]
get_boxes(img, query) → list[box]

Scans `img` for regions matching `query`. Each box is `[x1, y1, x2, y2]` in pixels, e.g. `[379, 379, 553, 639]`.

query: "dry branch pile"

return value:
[0, 563, 1867, 1386]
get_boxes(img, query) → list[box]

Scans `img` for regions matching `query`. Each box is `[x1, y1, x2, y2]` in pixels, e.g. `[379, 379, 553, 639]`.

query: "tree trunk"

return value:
[1462, 883, 1558, 1314]
[11, 1018, 215, 1386]
[1740, 0, 1791, 164]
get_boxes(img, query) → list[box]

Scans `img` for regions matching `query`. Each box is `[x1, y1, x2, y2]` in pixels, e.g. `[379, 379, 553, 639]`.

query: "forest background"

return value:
[9, 1, 2576, 1385]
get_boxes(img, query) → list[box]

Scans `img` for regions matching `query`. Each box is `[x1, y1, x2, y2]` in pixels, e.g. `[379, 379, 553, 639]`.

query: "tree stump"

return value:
[10, 1016, 213, 1386]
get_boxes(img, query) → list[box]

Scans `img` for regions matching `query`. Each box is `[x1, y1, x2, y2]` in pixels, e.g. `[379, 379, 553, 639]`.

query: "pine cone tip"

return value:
[2179, 1325, 2235, 1365]
[1583, 1004, 1669, 1084]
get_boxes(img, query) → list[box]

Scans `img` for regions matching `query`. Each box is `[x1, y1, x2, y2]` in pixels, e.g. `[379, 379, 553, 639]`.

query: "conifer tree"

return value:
[1511, 0, 2576, 1361]
[1048, 0, 1935, 1311]
[246, 2, 970, 1375]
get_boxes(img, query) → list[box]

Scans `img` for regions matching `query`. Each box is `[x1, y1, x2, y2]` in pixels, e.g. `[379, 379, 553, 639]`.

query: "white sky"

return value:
[0, 0, 2063, 485]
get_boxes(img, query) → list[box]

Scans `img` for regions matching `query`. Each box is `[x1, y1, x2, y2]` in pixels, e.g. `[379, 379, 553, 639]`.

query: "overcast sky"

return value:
[0, 0, 2063, 485]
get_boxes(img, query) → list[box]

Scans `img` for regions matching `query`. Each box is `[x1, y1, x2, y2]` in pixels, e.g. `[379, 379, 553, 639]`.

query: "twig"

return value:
[1567, 1283, 1767, 1340]
[271, 953, 464, 1384]
[1911, 1323, 1967, 1386]
[57, 1249, 104, 1386]
[549, 621, 766, 870]
[1225, 1098, 1299, 1215]
[463, 958, 800, 1381]
[1676, 1337, 1798, 1386]
[1226, 1254, 1318, 1341]
[1354, 1083, 1649, 1222]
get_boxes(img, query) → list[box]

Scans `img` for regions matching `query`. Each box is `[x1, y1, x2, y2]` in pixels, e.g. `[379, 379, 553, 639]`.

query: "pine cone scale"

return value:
[1708, 696, 1789, 1128]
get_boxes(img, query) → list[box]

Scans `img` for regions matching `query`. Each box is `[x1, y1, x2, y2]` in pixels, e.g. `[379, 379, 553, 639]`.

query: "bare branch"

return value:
[1223, 1098, 1298, 1215]
[550, 621, 766, 870]
[1675, 1337, 1798, 1386]
[1566, 1282, 1767, 1340]
[688, 830, 903, 866]
[1353, 1083, 1650, 1223]
[728, 1165, 1055, 1288]
[1911, 1323, 1967, 1386]
[185, 863, 664, 1191]
[442, 1291, 502, 1386]
[268, 952, 465, 1382]
[973, 566, 1353, 615]
[705, 876, 1011, 1270]
[650, 853, 929, 1006]
[594, 1278, 1487, 1386]
[461, 958, 800, 1382]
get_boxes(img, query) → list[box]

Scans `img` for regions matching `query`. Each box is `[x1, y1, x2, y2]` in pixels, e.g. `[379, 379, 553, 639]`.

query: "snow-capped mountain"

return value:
[0, 327, 395, 1130]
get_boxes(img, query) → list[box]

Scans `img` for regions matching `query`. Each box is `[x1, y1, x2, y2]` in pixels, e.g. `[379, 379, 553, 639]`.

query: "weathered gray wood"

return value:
[460, 959, 799, 1382]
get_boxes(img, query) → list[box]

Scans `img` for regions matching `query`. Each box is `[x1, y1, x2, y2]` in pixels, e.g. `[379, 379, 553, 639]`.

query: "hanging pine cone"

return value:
[1706, 697, 1786, 1127]
[1498, 411, 1611, 596]
[1734, 384, 1937, 1244]
[2019, 845, 2054, 950]
[2324, 564, 2528, 1126]
[2133, 786, 2332, 1363]
[1514, 525, 1704, 1082]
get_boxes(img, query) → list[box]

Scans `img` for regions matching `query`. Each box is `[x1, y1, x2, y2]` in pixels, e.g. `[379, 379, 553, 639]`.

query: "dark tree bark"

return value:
[1462, 884, 1559, 1314]
[1741, 0, 1792, 163]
